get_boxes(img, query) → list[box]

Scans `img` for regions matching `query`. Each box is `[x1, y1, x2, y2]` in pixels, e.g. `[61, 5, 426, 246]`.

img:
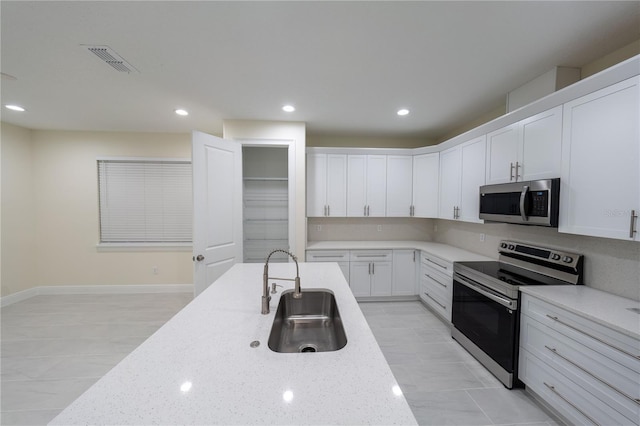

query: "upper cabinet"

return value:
[486, 106, 562, 184]
[559, 76, 639, 241]
[412, 153, 439, 218]
[386, 155, 413, 217]
[347, 155, 387, 217]
[439, 136, 486, 222]
[306, 153, 347, 217]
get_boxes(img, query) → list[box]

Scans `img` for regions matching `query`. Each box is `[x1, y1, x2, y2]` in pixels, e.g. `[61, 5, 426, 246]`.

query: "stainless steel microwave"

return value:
[479, 178, 560, 227]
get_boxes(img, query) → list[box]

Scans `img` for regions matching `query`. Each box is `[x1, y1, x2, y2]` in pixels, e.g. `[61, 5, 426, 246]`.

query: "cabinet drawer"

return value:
[350, 250, 392, 262]
[521, 294, 640, 373]
[519, 349, 634, 426]
[420, 252, 452, 276]
[521, 314, 640, 421]
[420, 280, 451, 321]
[306, 250, 350, 262]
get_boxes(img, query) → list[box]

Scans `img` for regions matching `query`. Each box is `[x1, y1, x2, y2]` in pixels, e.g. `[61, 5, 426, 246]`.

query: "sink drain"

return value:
[298, 344, 318, 353]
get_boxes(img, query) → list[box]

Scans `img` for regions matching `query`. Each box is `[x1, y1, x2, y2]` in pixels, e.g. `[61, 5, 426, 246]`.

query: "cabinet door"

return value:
[392, 250, 417, 296]
[438, 146, 462, 219]
[306, 154, 327, 217]
[459, 136, 486, 223]
[486, 123, 520, 184]
[412, 153, 439, 218]
[349, 262, 372, 297]
[326, 154, 347, 217]
[560, 76, 640, 241]
[386, 156, 413, 217]
[347, 155, 367, 217]
[370, 261, 393, 297]
[520, 106, 562, 181]
[366, 155, 387, 217]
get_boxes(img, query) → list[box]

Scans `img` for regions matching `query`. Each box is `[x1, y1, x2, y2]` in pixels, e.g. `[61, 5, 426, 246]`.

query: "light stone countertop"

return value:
[306, 240, 493, 264]
[49, 262, 418, 425]
[520, 285, 640, 340]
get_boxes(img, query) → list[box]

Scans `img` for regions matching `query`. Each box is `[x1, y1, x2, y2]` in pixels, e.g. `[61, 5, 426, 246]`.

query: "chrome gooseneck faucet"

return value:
[262, 249, 301, 314]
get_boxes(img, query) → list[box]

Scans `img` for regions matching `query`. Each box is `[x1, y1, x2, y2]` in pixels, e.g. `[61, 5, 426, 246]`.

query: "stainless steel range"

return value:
[451, 240, 584, 389]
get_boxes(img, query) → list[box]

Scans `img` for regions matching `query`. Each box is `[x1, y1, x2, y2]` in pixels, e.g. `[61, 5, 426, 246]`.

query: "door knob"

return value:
[193, 254, 204, 262]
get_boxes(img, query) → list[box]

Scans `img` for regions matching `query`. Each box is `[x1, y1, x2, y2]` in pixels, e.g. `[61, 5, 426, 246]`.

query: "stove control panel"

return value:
[498, 240, 582, 270]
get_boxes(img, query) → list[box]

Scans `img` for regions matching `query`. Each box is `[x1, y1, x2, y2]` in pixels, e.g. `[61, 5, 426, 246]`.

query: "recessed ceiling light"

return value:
[397, 109, 410, 116]
[5, 104, 26, 112]
[175, 109, 189, 116]
[282, 105, 295, 112]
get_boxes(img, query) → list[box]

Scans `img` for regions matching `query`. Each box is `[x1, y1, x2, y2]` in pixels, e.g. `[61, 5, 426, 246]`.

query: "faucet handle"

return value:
[271, 283, 283, 294]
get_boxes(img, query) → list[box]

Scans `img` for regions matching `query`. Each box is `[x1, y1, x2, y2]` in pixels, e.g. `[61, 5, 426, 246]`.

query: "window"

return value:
[97, 158, 192, 244]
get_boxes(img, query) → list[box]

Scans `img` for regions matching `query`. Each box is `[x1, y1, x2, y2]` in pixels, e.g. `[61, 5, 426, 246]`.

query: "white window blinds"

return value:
[98, 159, 192, 243]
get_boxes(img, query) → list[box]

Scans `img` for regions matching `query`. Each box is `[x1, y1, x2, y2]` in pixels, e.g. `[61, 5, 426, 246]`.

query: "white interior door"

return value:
[192, 130, 243, 296]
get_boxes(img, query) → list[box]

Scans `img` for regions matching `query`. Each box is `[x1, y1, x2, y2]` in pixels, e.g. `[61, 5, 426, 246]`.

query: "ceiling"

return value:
[1, 1, 639, 140]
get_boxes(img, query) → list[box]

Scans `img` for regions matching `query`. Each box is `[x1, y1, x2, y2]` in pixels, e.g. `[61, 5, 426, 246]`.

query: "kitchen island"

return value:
[49, 262, 418, 425]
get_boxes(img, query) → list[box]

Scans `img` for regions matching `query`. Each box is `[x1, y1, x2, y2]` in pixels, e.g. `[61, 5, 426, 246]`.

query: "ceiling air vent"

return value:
[85, 45, 138, 73]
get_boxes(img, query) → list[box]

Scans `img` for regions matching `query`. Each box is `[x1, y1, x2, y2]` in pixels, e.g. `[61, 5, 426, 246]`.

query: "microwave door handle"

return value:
[519, 185, 529, 222]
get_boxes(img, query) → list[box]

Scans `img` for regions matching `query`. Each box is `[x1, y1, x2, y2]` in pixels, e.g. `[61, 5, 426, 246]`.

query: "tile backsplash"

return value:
[307, 217, 640, 301]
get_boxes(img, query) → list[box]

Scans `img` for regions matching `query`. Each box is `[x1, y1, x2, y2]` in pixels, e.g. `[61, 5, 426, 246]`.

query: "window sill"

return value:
[96, 243, 193, 252]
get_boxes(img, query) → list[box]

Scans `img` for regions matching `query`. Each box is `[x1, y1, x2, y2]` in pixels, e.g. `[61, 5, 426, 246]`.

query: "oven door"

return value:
[452, 273, 519, 375]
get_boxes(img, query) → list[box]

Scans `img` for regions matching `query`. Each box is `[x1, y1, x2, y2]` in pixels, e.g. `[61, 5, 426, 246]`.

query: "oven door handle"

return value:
[519, 185, 529, 222]
[454, 274, 517, 310]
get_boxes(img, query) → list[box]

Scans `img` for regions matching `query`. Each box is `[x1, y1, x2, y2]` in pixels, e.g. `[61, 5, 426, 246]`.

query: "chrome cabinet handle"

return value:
[367, 205, 370, 216]
[425, 258, 447, 270]
[630, 209, 638, 239]
[510, 162, 515, 181]
[519, 185, 529, 222]
[543, 382, 600, 426]
[544, 345, 640, 405]
[515, 161, 521, 180]
[546, 315, 640, 360]
[368, 263, 371, 275]
[372, 262, 375, 274]
[327, 205, 330, 216]
[426, 274, 447, 288]
[324, 205, 327, 216]
[424, 292, 446, 310]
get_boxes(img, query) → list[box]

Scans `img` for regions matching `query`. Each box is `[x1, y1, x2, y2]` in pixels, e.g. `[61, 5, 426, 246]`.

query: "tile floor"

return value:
[1, 293, 193, 425]
[1, 294, 560, 425]
[360, 301, 561, 426]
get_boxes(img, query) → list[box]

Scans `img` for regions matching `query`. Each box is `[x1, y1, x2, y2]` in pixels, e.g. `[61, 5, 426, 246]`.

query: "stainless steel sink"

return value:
[268, 289, 347, 353]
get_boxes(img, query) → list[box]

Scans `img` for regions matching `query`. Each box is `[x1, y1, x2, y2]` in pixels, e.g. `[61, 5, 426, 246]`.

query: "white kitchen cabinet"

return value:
[485, 106, 562, 184]
[386, 155, 413, 217]
[519, 293, 640, 425]
[392, 250, 417, 296]
[349, 250, 393, 297]
[412, 153, 439, 217]
[305, 250, 350, 283]
[306, 153, 347, 217]
[419, 251, 453, 321]
[438, 136, 486, 222]
[347, 155, 387, 217]
[438, 145, 462, 220]
[559, 76, 640, 241]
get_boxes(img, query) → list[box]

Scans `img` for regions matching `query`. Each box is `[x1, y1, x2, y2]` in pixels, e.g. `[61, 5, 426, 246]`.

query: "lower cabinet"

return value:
[305, 250, 350, 282]
[392, 250, 418, 296]
[519, 293, 640, 425]
[419, 251, 453, 321]
[349, 251, 393, 297]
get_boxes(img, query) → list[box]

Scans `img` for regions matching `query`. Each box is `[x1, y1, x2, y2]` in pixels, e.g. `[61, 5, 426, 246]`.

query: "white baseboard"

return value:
[1, 284, 194, 307]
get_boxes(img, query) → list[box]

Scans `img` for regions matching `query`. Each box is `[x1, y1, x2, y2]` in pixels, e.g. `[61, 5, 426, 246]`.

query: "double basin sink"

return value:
[268, 289, 347, 353]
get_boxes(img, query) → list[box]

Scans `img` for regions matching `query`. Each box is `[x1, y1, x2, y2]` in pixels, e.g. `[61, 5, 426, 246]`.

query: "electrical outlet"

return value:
[377, 225, 383, 232]
[152, 266, 158, 275]
[434, 224, 438, 232]
[480, 233, 486, 242]
[316, 224, 322, 232]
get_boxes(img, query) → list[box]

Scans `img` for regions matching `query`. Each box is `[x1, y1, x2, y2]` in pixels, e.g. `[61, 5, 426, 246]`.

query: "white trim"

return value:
[96, 243, 192, 252]
[96, 156, 191, 162]
[1, 284, 194, 307]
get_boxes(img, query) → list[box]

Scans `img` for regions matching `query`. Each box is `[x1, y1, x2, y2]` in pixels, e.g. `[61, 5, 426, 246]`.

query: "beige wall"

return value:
[0, 128, 195, 296]
[1, 123, 37, 296]
[223, 120, 307, 260]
